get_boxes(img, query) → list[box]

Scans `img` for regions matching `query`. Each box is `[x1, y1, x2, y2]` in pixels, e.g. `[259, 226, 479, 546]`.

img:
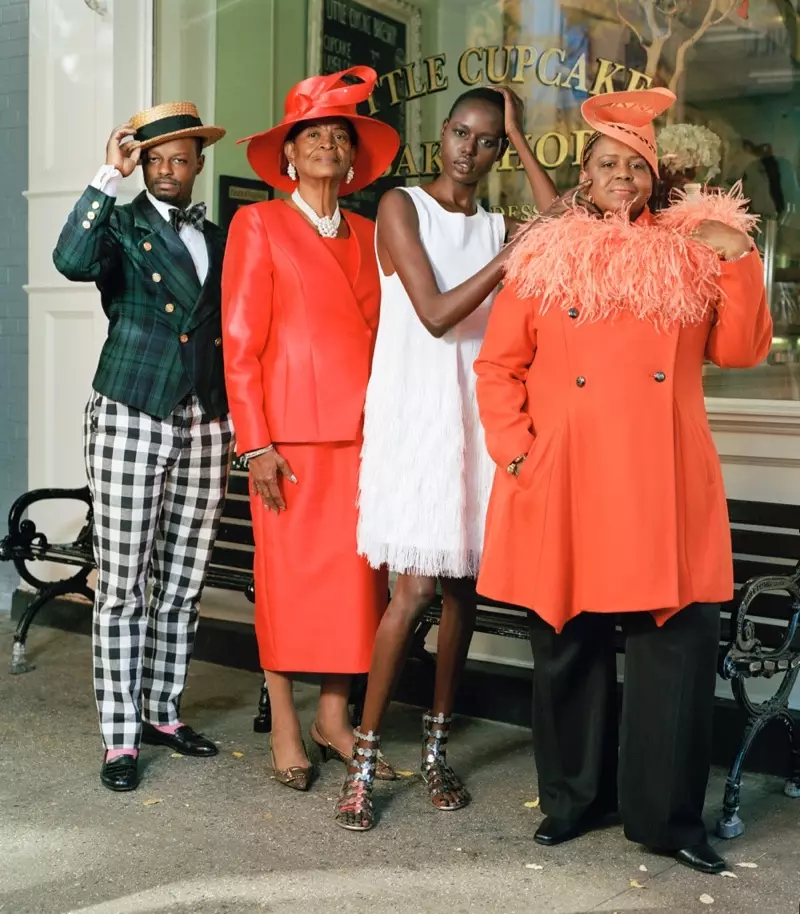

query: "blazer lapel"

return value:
[131, 192, 202, 310]
[184, 223, 224, 333]
[282, 204, 370, 331]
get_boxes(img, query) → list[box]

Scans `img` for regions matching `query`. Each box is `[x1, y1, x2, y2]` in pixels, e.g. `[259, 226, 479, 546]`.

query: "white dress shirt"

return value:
[90, 165, 209, 284]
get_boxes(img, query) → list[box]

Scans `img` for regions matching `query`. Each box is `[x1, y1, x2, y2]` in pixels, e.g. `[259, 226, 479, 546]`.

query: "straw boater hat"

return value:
[238, 66, 400, 196]
[581, 87, 675, 176]
[130, 102, 226, 152]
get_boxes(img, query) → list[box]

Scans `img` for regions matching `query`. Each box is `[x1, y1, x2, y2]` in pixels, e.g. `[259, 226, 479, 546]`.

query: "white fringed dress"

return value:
[357, 185, 506, 578]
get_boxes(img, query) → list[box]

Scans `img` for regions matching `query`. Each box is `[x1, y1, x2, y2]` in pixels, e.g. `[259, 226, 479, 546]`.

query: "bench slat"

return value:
[220, 498, 252, 521]
[226, 473, 250, 498]
[215, 521, 255, 547]
[731, 529, 800, 561]
[209, 545, 254, 572]
[728, 499, 800, 530]
[733, 558, 797, 581]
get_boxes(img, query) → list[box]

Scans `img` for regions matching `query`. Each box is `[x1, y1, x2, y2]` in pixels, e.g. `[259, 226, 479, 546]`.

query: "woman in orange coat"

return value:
[222, 68, 399, 790]
[475, 88, 772, 874]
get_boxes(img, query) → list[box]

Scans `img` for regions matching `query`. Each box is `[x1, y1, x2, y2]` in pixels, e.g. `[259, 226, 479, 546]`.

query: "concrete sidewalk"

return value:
[1, 620, 797, 914]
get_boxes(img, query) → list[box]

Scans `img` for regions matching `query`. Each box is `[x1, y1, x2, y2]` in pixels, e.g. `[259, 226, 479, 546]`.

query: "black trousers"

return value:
[528, 603, 721, 850]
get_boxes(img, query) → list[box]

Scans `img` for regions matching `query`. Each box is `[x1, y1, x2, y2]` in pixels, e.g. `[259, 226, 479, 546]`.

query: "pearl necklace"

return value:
[291, 190, 341, 238]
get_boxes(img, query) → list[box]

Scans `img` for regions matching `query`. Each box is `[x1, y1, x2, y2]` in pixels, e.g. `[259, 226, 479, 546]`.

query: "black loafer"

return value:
[675, 843, 727, 875]
[101, 754, 139, 792]
[142, 722, 218, 757]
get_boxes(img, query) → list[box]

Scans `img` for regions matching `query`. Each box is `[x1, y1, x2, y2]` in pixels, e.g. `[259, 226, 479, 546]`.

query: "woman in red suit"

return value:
[222, 68, 400, 791]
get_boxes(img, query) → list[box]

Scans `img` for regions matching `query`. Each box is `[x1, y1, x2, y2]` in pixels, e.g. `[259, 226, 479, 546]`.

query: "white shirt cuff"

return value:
[90, 165, 122, 198]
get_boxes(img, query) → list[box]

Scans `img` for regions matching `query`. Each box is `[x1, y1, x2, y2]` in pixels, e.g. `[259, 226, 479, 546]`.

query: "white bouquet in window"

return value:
[657, 124, 722, 182]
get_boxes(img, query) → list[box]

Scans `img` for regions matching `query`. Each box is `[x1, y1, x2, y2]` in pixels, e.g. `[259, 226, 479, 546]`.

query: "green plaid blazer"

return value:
[53, 186, 229, 420]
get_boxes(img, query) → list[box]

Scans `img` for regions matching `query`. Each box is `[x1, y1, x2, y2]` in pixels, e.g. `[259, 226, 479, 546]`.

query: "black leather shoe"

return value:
[142, 723, 219, 757]
[534, 806, 618, 847]
[675, 843, 727, 875]
[101, 754, 139, 792]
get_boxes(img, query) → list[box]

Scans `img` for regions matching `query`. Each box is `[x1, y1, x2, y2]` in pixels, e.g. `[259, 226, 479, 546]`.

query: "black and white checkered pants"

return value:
[83, 391, 233, 749]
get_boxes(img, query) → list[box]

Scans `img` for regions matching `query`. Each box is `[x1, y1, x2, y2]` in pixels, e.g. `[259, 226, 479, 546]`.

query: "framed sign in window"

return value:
[217, 175, 273, 232]
[308, 0, 423, 218]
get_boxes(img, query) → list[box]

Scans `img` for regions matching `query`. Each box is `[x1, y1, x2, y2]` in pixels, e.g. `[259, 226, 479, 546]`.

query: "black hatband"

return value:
[135, 114, 204, 143]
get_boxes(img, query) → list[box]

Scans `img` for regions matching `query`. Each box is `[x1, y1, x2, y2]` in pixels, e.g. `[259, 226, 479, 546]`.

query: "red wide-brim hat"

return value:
[581, 87, 676, 176]
[238, 66, 400, 196]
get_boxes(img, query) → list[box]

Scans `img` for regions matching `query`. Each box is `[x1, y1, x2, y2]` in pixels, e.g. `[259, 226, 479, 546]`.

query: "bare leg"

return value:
[264, 670, 309, 769]
[335, 574, 437, 830]
[432, 577, 477, 716]
[315, 674, 353, 751]
[359, 574, 438, 733]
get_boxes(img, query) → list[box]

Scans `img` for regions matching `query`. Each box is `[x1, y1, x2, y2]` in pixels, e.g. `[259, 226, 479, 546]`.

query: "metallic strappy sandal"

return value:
[310, 721, 397, 780]
[333, 728, 380, 831]
[420, 712, 471, 811]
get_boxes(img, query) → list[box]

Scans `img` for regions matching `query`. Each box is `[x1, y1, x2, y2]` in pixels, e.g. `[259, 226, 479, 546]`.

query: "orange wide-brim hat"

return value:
[581, 87, 676, 176]
[238, 66, 400, 196]
[130, 102, 225, 152]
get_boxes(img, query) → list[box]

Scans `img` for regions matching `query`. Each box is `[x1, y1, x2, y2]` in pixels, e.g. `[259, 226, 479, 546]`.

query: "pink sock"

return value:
[106, 748, 139, 761]
[151, 722, 182, 735]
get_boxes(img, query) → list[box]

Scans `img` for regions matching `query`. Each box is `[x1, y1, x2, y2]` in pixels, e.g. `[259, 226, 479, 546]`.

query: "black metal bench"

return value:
[4, 470, 798, 838]
[410, 499, 800, 840]
[1, 459, 257, 676]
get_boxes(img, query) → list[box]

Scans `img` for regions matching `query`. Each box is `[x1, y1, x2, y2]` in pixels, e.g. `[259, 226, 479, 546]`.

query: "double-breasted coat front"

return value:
[474, 214, 772, 632]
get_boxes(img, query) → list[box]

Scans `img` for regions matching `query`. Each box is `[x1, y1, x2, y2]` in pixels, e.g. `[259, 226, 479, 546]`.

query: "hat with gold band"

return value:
[130, 102, 225, 152]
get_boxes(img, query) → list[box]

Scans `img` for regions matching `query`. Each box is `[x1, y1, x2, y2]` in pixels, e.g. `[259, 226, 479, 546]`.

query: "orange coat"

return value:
[474, 244, 772, 632]
[221, 200, 381, 452]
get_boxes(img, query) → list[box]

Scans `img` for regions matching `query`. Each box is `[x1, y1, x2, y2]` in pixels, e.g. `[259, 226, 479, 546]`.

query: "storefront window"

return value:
[155, 0, 800, 401]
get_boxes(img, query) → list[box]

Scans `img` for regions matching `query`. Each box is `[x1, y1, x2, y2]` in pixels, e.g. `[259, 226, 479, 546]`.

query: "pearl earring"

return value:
[287, 162, 297, 181]
[346, 166, 355, 185]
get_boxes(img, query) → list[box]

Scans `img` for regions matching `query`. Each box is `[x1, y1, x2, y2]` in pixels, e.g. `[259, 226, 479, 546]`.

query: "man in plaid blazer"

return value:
[54, 103, 233, 792]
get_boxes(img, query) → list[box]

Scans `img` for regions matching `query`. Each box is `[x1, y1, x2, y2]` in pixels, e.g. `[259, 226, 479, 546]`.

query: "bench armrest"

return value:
[720, 567, 800, 713]
[0, 486, 94, 590]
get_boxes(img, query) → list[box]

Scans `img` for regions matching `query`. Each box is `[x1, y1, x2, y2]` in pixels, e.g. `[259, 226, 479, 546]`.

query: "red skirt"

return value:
[251, 440, 387, 673]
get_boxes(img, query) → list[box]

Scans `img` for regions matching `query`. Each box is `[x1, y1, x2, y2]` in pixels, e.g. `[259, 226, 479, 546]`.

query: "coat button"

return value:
[214, 337, 222, 347]
[92, 201, 101, 210]
[87, 211, 96, 220]
[654, 371, 666, 382]
[165, 303, 175, 313]
[568, 308, 579, 319]
[82, 220, 91, 229]
[152, 272, 162, 282]
[179, 333, 189, 343]
[143, 241, 152, 251]
[576, 376, 586, 388]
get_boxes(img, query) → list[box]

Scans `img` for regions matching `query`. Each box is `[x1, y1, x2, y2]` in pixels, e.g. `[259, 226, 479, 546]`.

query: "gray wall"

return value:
[0, 0, 28, 611]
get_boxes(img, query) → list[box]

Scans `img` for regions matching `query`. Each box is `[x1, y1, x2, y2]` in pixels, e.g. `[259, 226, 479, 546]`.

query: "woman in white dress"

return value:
[335, 87, 559, 830]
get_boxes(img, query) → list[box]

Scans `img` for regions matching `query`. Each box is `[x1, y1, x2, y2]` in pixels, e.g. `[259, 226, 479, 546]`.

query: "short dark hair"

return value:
[447, 87, 505, 122]
[284, 118, 358, 148]
[194, 137, 204, 158]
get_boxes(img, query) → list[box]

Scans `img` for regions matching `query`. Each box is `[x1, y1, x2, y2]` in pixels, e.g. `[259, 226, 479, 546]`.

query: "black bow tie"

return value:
[169, 202, 206, 232]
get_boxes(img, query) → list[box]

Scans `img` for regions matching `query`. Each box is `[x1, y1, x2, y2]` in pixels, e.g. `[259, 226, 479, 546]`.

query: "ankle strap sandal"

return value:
[421, 712, 471, 812]
[334, 728, 380, 831]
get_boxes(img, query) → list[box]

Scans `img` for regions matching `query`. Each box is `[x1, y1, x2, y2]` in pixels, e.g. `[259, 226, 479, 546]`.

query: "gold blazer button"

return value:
[179, 333, 189, 343]
[214, 337, 222, 346]
[165, 303, 175, 313]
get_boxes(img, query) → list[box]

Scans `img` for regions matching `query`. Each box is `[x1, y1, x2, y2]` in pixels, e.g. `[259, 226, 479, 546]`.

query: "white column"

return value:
[26, 0, 152, 571]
